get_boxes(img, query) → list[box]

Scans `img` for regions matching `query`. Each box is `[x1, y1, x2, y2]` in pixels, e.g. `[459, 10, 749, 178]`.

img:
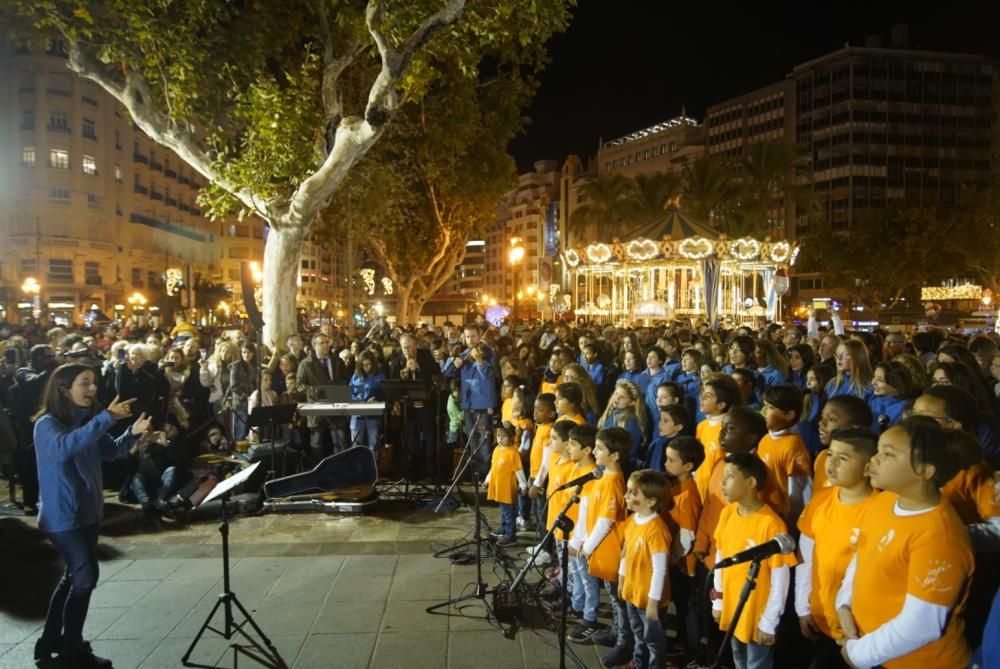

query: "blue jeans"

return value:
[42, 523, 101, 653]
[498, 502, 516, 540]
[731, 638, 773, 669]
[626, 601, 666, 669]
[532, 495, 552, 551]
[605, 579, 631, 650]
[569, 555, 600, 622]
[131, 466, 178, 506]
[350, 416, 381, 454]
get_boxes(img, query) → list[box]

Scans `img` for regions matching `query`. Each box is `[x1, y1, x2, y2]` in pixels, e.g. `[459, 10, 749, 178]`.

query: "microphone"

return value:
[555, 468, 603, 492]
[713, 533, 796, 570]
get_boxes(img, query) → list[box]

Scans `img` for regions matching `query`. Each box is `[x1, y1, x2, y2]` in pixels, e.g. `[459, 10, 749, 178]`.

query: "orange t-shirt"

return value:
[851, 493, 974, 668]
[695, 417, 725, 500]
[540, 375, 562, 397]
[620, 512, 673, 609]
[797, 486, 879, 640]
[695, 445, 786, 569]
[713, 503, 798, 645]
[666, 477, 702, 577]
[546, 452, 576, 539]
[530, 422, 554, 479]
[757, 431, 813, 519]
[941, 461, 999, 525]
[486, 444, 522, 505]
[549, 459, 595, 540]
[560, 412, 587, 426]
[585, 471, 627, 582]
[813, 449, 831, 490]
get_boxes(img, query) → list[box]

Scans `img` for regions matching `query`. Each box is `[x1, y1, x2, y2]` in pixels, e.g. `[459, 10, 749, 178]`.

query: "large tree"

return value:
[735, 140, 818, 238]
[569, 173, 639, 243]
[6, 0, 571, 345]
[321, 59, 528, 324]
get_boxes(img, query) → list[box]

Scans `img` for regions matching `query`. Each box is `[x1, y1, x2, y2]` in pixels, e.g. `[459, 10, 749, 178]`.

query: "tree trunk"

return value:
[261, 226, 307, 349]
[395, 283, 413, 325]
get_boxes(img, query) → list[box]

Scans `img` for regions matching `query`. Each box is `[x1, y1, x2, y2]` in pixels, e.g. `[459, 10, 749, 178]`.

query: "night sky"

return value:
[510, 2, 1000, 171]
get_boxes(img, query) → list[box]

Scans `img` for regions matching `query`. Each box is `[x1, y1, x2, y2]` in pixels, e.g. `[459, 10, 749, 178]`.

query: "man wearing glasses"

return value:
[882, 333, 907, 360]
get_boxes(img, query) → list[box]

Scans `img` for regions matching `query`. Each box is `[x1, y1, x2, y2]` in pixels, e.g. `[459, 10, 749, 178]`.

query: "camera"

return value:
[161, 361, 176, 368]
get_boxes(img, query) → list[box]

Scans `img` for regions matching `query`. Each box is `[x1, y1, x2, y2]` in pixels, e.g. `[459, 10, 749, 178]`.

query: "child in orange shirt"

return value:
[813, 396, 873, 490]
[712, 452, 797, 669]
[795, 427, 879, 668]
[564, 424, 601, 641]
[663, 436, 705, 664]
[759, 384, 813, 524]
[526, 393, 556, 562]
[695, 375, 741, 500]
[578, 427, 630, 660]
[484, 423, 527, 547]
[535, 419, 577, 601]
[836, 417, 974, 669]
[618, 469, 674, 669]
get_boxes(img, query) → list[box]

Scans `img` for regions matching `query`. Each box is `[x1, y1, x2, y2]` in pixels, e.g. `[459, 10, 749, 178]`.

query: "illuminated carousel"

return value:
[564, 203, 798, 327]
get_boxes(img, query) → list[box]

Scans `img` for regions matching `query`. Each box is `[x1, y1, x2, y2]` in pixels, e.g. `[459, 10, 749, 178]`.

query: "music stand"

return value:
[248, 404, 298, 479]
[380, 379, 434, 498]
[182, 462, 287, 669]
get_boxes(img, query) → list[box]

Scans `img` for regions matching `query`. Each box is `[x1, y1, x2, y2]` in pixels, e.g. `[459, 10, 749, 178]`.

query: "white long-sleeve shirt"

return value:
[617, 512, 668, 602]
[713, 551, 790, 636]
[794, 533, 815, 617]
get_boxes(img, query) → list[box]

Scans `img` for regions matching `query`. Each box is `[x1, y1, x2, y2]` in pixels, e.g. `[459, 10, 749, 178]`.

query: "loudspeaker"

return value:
[240, 262, 265, 330]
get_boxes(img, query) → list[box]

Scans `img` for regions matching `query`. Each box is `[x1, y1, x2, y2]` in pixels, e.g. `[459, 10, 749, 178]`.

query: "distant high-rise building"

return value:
[597, 115, 704, 178]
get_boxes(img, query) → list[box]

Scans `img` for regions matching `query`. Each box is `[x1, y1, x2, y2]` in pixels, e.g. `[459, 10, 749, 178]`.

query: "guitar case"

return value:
[263, 446, 379, 514]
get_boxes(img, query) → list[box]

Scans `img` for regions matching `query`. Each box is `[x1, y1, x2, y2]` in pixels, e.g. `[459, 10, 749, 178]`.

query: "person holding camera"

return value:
[8, 345, 61, 514]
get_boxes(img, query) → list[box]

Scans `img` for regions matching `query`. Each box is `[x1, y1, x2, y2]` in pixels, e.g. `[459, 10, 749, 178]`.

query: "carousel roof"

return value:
[623, 205, 718, 242]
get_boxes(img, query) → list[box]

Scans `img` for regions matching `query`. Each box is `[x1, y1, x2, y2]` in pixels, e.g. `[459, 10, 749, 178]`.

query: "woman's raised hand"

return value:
[130, 412, 153, 436]
[107, 395, 137, 421]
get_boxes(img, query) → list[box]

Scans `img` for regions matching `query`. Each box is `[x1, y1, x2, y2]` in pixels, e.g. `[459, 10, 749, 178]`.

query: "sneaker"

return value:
[601, 644, 634, 668]
[591, 628, 617, 647]
[34, 637, 59, 661]
[516, 517, 528, 531]
[567, 619, 602, 643]
[62, 643, 112, 668]
[490, 529, 505, 538]
[496, 535, 517, 547]
[526, 547, 551, 566]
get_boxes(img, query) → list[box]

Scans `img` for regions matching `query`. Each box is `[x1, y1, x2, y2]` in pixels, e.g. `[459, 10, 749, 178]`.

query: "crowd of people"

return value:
[2, 309, 999, 668]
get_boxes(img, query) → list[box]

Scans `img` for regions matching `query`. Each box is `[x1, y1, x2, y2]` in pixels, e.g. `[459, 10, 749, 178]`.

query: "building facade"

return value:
[0, 42, 341, 326]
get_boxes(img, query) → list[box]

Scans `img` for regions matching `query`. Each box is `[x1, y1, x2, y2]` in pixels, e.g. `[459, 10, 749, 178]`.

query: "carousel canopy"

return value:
[623, 204, 718, 242]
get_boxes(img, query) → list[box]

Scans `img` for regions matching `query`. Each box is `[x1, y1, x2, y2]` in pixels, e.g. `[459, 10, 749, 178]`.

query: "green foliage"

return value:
[569, 174, 640, 240]
[193, 278, 232, 311]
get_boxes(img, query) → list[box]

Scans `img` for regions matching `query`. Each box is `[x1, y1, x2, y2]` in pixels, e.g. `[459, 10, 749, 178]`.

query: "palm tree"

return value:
[736, 140, 819, 237]
[680, 153, 742, 229]
[630, 172, 684, 228]
[569, 173, 640, 243]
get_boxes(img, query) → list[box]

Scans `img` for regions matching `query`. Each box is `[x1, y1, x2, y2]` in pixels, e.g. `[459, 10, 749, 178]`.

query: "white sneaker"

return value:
[526, 545, 551, 566]
[516, 517, 528, 532]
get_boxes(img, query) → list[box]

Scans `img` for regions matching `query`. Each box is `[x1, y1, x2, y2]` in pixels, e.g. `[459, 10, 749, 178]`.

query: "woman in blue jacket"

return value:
[33, 364, 151, 668]
[349, 350, 386, 455]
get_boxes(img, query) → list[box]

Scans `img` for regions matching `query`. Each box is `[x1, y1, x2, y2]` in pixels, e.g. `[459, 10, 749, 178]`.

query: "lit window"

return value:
[22, 146, 35, 166]
[114, 165, 122, 183]
[49, 149, 69, 169]
[82, 155, 97, 175]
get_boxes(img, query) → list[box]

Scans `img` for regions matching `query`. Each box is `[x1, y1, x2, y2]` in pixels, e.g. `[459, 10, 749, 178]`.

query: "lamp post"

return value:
[21, 277, 41, 321]
[128, 291, 147, 326]
[508, 237, 524, 322]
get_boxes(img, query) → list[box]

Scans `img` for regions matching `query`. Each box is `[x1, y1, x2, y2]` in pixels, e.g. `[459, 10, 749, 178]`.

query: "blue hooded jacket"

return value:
[34, 408, 136, 533]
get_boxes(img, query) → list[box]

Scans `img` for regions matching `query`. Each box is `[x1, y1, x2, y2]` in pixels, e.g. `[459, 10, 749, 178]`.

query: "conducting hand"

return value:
[130, 414, 153, 436]
[107, 395, 137, 421]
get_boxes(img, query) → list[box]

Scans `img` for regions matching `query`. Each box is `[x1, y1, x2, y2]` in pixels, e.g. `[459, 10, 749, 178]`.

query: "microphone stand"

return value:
[508, 485, 581, 669]
[710, 558, 763, 669]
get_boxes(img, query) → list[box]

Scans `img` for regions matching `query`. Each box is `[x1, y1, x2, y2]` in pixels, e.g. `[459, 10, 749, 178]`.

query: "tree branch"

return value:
[66, 42, 270, 219]
[315, 0, 361, 159]
[280, 0, 465, 230]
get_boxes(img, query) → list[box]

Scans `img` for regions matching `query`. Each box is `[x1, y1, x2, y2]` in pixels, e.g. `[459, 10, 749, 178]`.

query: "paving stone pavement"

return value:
[0, 494, 611, 668]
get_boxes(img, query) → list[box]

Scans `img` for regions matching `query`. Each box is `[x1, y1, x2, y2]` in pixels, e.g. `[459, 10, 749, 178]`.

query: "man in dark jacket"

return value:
[297, 333, 349, 462]
[9, 345, 60, 513]
[388, 333, 441, 481]
[114, 344, 170, 429]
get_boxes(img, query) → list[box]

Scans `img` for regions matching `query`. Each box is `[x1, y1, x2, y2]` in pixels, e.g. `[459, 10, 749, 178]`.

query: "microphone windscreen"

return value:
[774, 533, 797, 554]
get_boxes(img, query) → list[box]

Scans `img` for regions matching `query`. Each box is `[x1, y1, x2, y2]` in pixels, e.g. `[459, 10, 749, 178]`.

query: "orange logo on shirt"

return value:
[876, 529, 895, 552]
[916, 559, 954, 593]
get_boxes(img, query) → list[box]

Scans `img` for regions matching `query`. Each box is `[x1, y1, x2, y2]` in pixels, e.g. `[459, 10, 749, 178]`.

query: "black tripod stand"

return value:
[247, 403, 297, 480]
[425, 428, 500, 622]
[182, 487, 286, 668]
[710, 559, 763, 669]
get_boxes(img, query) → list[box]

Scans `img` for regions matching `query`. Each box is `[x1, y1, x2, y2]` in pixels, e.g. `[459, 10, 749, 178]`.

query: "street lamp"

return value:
[508, 237, 524, 322]
[22, 277, 41, 320]
[128, 291, 147, 325]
